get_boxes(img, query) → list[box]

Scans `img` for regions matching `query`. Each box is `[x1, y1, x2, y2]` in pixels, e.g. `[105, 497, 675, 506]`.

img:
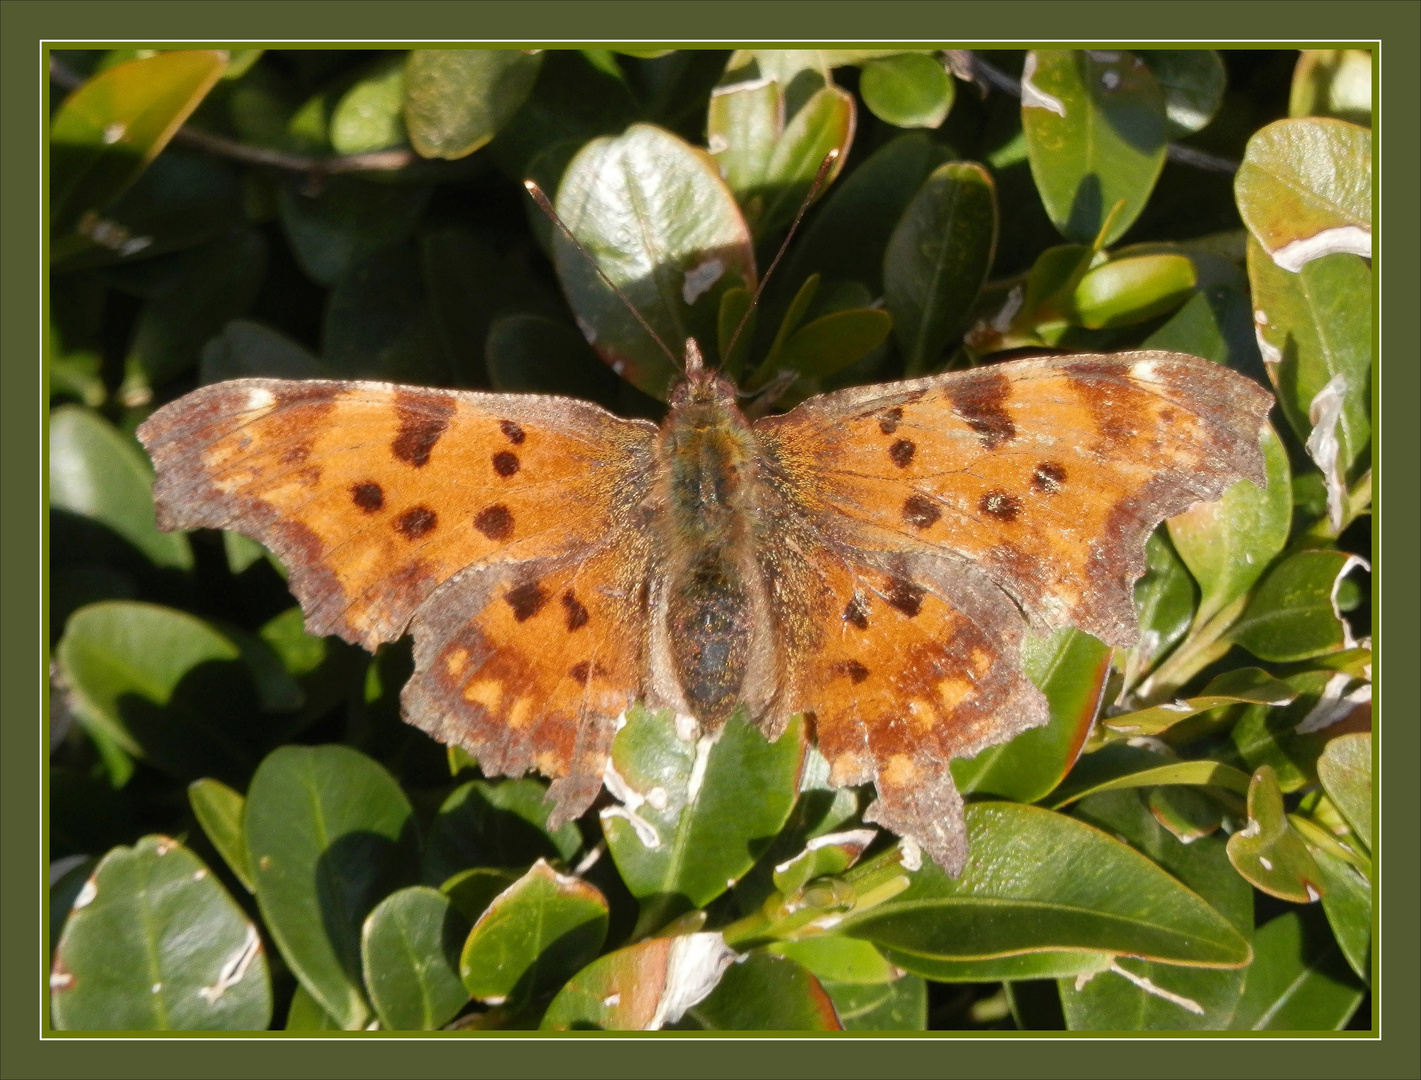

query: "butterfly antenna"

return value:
[722, 148, 840, 365]
[523, 179, 681, 371]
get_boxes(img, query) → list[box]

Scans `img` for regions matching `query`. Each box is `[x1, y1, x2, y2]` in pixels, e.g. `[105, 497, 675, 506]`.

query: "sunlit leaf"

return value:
[1289, 51, 1372, 127]
[188, 778, 254, 892]
[361, 886, 469, 1030]
[1316, 732, 1371, 851]
[1230, 910, 1364, 1030]
[330, 53, 408, 155]
[404, 49, 543, 160]
[1228, 549, 1368, 662]
[1226, 766, 1324, 903]
[1138, 50, 1226, 137]
[859, 53, 954, 129]
[1104, 667, 1296, 739]
[674, 952, 842, 1030]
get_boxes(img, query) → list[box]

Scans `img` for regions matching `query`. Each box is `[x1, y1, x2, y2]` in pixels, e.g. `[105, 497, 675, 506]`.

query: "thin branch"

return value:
[48, 55, 417, 177]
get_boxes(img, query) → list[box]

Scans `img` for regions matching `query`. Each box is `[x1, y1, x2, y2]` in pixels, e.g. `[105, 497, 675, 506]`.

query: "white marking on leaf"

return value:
[574, 840, 606, 875]
[682, 258, 725, 304]
[706, 133, 729, 154]
[1330, 554, 1370, 649]
[685, 734, 717, 803]
[73, 878, 97, 909]
[198, 924, 261, 1004]
[602, 993, 621, 1007]
[575, 315, 597, 344]
[1258, 856, 1274, 871]
[1305, 883, 1322, 902]
[1107, 961, 1205, 1014]
[102, 122, 126, 144]
[1272, 225, 1371, 272]
[648, 933, 737, 1030]
[1238, 818, 1261, 839]
[1295, 673, 1371, 734]
[711, 75, 774, 97]
[50, 970, 74, 990]
[599, 762, 661, 849]
[1021, 53, 1066, 116]
[645, 786, 669, 811]
[1305, 373, 1350, 532]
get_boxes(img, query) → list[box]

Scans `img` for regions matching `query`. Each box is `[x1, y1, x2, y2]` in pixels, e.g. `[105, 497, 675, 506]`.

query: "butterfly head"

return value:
[669, 337, 742, 418]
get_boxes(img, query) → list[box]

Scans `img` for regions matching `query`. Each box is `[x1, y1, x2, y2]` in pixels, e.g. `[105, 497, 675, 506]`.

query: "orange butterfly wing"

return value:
[139, 378, 657, 823]
[756, 352, 1273, 871]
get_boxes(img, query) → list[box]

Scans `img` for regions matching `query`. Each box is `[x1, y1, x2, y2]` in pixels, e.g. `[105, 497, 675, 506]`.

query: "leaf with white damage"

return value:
[1103, 667, 1298, 739]
[601, 706, 804, 937]
[1316, 733, 1371, 852]
[51, 835, 271, 1030]
[1228, 550, 1369, 663]
[540, 932, 737, 1030]
[1226, 766, 1325, 904]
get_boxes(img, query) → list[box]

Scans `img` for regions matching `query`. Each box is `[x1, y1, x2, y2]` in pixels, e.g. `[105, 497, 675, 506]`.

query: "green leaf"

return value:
[440, 866, 520, 925]
[49, 856, 98, 959]
[841, 803, 1251, 969]
[188, 778, 254, 892]
[1306, 839, 1370, 982]
[277, 176, 431, 286]
[1104, 667, 1297, 739]
[553, 123, 756, 399]
[1167, 425, 1291, 629]
[770, 828, 877, 899]
[50, 836, 271, 1030]
[49, 405, 193, 571]
[706, 74, 781, 198]
[883, 161, 998, 375]
[1316, 732, 1371, 851]
[771, 308, 894, 382]
[458, 860, 608, 1009]
[755, 85, 855, 237]
[200, 318, 329, 383]
[820, 975, 927, 1030]
[485, 313, 620, 400]
[1247, 239, 1371, 501]
[56, 601, 273, 782]
[859, 53, 954, 129]
[361, 886, 470, 1030]
[245, 744, 418, 1029]
[600, 707, 805, 936]
[1230, 669, 1369, 793]
[404, 49, 543, 160]
[119, 228, 269, 405]
[540, 933, 736, 1031]
[675, 952, 842, 1030]
[1228, 549, 1368, 662]
[330, 53, 407, 155]
[953, 628, 1111, 804]
[1021, 50, 1168, 246]
[1142, 267, 1262, 371]
[1226, 765, 1325, 903]
[1148, 786, 1225, 844]
[284, 983, 340, 1030]
[1119, 530, 1197, 693]
[1235, 118, 1371, 271]
[51, 50, 227, 237]
[768, 935, 897, 985]
[1051, 754, 1251, 812]
[1230, 910, 1364, 1030]
[1289, 51, 1372, 128]
[1070, 253, 1196, 330]
[422, 777, 583, 887]
[1138, 50, 1227, 137]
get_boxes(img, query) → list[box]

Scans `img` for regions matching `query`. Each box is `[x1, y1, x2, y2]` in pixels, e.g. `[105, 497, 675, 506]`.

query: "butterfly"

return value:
[137, 343, 1271, 875]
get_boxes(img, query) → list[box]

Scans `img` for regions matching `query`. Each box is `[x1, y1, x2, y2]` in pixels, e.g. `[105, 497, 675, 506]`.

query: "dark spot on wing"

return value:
[280, 444, 310, 466]
[844, 595, 870, 630]
[885, 577, 925, 618]
[878, 407, 903, 435]
[1032, 461, 1066, 495]
[836, 659, 870, 684]
[474, 504, 514, 541]
[902, 493, 941, 530]
[561, 590, 590, 631]
[492, 450, 520, 477]
[392, 392, 454, 467]
[499, 419, 526, 445]
[569, 660, 597, 686]
[979, 490, 1021, 522]
[395, 505, 437, 539]
[949, 371, 1015, 449]
[889, 439, 915, 468]
[506, 581, 547, 622]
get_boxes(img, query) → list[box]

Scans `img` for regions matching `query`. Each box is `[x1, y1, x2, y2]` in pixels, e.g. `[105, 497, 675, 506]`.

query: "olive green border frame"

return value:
[5, 2, 1416, 1078]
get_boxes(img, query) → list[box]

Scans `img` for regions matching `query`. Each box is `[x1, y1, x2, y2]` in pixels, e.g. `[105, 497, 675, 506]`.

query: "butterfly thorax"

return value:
[655, 372, 769, 730]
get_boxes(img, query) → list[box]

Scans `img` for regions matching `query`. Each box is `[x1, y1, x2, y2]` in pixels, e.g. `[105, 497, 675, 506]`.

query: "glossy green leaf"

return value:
[1236, 119, 1371, 271]
[1070, 253, 1195, 330]
[1119, 530, 1197, 693]
[119, 229, 268, 404]
[199, 318, 328, 383]
[50, 836, 270, 1030]
[1148, 785, 1224, 843]
[1304, 837, 1371, 982]
[404, 49, 543, 160]
[284, 983, 340, 1030]
[601, 707, 805, 935]
[1021, 50, 1168, 246]
[675, 952, 842, 1031]
[485, 313, 619, 400]
[361, 886, 470, 1030]
[277, 176, 431, 286]
[422, 778, 582, 887]
[1229, 549, 1368, 662]
[755, 85, 855, 236]
[1230, 669, 1369, 793]
[440, 867, 520, 925]
[1059, 789, 1252, 1030]
[954, 628, 1111, 803]
[1050, 744, 1251, 811]
[1317, 732, 1371, 851]
[188, 778, 254, 892]
[553, 123, 755, 399]
[821, 975, 927, 1030]
[859, 53, 954, 129]
[1143, 269, 1263, 371]
[706, 75, 781, 198]
[50, 405, 193, 571]
[51, 50, 227, 236]
[771, 828, 877, 898]
[771, 307, 893, 382]
[1138, 50, 1227, 137]
[540, 933, 736, 1031]
[1289, 51, 1372, 128]
[56, 601, 273, 781]
[777, 132, 955, 300]
[841, 803, 1250, 969]
[330, 53, 407, 155]
[884, 161, 998, 375]
[1247, 239, 1371, 499]
[1230, 910, 1364, 1030]
[245, 744, 417, 1029]
[1104, 667, 1297, 738]
[1226, 766, 1324, 903]
[893, 950, 1114, 984]
[768, 934, 897, 985]
[1167, 424, 1290, 629]
[459, 860, 608, 1007]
